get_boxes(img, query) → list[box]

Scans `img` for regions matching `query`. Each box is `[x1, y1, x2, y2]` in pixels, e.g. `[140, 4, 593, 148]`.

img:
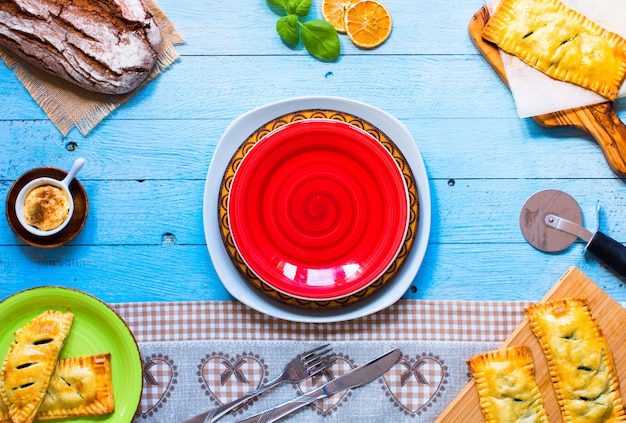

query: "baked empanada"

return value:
[526, 297, 626, 422]
[0, 354, 114, 422]
[37, 353, 114, 420]
[0, 310, 74, 423]
[482, 0, 626, 100]
[468, 345, 548, 423]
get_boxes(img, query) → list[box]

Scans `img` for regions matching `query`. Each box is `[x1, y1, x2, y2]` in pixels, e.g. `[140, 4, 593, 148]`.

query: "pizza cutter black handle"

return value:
[587, 231, 626, 278]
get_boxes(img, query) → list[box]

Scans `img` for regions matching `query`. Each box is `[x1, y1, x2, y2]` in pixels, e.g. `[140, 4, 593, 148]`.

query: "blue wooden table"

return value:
[1, 0, 625, 307]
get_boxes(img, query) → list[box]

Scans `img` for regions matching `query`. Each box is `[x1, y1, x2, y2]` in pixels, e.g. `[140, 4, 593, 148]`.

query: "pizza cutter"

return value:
[520, 189, 626, 278]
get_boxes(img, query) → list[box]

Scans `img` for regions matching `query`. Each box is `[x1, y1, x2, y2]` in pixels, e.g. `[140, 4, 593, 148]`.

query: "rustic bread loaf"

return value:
[0, 0, 162, 94]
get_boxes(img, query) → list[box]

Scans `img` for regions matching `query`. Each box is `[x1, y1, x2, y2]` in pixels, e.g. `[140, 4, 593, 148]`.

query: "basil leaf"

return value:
[300, 20, 340, 61]
[288, 0, 311, 17]
[267, 0, 287, 8]
[276, 15, 300, 46]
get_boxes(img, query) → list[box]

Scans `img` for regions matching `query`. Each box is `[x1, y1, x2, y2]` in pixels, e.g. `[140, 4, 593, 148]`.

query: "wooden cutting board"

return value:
[435, 266, 626, 422]
[468, 6, 626, 176]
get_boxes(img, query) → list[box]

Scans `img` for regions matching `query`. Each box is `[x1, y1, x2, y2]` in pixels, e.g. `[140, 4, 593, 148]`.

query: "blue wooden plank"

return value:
[0, 55, 518, 121]
[411, 243, 626, 301]
[0, 243, 623, 304]
[2, 171, 626, 247]
[161, 0, 486, 56]
[0, 245, 232, 303]
[0, 116, 620, 181]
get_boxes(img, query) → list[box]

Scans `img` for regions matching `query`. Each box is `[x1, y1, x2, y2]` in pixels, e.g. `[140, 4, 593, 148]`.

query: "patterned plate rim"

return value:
[217, 109, 419, 310]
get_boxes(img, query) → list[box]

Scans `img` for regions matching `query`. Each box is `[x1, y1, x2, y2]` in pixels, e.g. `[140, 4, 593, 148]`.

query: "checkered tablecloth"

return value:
[111, 300, 533, 422]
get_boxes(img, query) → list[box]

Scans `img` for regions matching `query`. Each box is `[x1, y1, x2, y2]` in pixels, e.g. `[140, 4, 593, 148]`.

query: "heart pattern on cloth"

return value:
[136, 353, 179, 419]
[296, 354, 355, 416]
[198, 351, 268, 413]
[383, 352, 449, 416]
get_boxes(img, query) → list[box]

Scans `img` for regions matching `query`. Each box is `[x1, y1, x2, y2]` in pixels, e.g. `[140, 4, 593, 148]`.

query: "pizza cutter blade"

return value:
[520, 189, 626, 278]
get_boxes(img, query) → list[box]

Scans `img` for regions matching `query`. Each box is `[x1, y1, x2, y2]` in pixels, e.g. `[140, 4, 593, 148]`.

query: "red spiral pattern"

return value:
[228, 119, 409, 300]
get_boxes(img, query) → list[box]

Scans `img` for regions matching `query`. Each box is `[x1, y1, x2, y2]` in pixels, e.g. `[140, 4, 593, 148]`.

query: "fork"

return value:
[182, 344, 334, 423]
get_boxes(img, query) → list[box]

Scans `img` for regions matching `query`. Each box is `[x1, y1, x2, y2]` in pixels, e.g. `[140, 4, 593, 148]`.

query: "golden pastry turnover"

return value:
[37, 353, 114, 420]
[468, 345, 548, 423]
[0, 354, 114, 422]
[0, 310, 74, 423]
[526, 297, 626, 422]
[482, 0, 626, 100]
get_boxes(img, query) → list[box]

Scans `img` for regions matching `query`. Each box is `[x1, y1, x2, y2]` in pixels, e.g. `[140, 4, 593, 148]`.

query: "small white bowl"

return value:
[13, 158, 85, 237]
[15, 178, 75, 236]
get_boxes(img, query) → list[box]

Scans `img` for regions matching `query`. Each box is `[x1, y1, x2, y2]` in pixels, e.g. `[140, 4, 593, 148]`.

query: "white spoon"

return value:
[15, 158, 86, 237]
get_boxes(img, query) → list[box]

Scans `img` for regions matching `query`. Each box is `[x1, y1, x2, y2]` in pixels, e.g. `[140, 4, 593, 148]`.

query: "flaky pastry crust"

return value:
[468, 345, 548, 423]
[0, 355, 114, 422]
[36, 353, 115, 420]
[0, 310, 74, 423]
[525, 297, 626, 422]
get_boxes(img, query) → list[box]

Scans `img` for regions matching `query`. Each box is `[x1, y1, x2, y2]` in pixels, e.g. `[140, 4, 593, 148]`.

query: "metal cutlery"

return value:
[183, 344, 334, 423]
[236, 347, 402, 423]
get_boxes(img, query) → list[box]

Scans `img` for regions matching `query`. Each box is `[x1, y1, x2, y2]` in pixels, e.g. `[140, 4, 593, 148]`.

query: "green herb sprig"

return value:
[268, 0, 340, 61]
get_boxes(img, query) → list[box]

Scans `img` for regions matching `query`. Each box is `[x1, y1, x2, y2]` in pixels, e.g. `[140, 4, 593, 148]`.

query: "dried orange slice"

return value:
[322, 0, 359, 33]
[344, 0, 392, 49]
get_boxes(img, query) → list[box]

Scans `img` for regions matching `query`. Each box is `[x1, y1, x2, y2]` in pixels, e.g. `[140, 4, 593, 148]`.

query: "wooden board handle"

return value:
[468, 7, 510, 88]
[469, 6, 626, 176]
[534, 103, 626, 175]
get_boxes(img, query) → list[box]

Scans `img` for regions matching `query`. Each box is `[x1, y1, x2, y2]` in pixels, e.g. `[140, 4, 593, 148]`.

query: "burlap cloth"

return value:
[0, 0, 184, 136]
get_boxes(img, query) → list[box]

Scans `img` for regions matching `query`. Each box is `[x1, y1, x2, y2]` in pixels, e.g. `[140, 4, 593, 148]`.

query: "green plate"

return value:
[0, 286, 142, 422]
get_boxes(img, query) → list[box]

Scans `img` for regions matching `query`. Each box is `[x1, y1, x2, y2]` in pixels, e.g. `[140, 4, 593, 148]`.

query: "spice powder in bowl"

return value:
[23, 185, 71, 231]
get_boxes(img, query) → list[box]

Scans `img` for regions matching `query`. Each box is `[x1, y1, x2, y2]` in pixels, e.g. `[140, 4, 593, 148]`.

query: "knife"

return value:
[235, 348, 401, 423]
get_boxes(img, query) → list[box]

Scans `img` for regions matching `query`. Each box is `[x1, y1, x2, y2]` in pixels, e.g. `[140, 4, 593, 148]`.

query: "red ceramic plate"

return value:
[228, 119, 409, 300]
